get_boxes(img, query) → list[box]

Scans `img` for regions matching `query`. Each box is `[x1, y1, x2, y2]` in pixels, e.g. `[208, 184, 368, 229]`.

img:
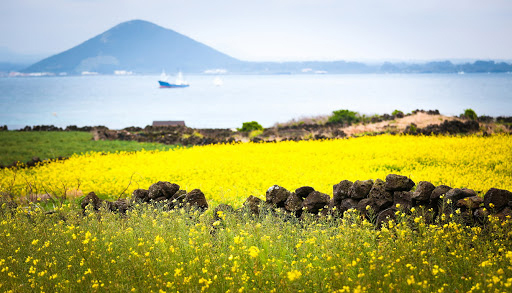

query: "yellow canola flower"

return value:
[1, 135, 511, 207]
[287, 270, 302, 281]
[247, 246, 260, 258]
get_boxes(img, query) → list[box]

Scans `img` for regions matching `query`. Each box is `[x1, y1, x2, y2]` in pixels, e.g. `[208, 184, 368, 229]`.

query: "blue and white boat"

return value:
[158, 71, 189, 88]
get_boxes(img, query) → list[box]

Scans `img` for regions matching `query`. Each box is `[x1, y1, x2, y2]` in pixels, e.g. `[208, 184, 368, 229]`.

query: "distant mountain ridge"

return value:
[24, 20, 241, 74]
[21, 20, 512, 75]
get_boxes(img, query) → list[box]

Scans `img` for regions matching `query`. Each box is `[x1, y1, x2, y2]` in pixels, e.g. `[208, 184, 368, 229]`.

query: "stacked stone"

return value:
[242, 174, 512, 226]
[80, 174, 512, 226]
[81, 181, 208, 213]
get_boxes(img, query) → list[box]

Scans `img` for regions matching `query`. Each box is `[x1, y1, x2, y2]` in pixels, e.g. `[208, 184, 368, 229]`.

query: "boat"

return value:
[158, 71, 189, 88]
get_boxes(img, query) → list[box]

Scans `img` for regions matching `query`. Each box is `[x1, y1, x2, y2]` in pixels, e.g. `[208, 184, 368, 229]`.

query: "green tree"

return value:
[237, 121, 263, 132]
[463, 109, 478, 120]
[328, 109, 360, 125]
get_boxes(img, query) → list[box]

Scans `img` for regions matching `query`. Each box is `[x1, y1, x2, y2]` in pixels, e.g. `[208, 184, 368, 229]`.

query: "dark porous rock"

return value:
[358, 197, 392, 216]
[348, 179, 373, 199]
[132, 189, 149, 203]
[183, 189, 208, 211]
[244, 195, 263, 215]
[356, 198, 371, 212]
[473, 207, 489, 223]
[495, 207, 512, 221]
[111, 199, 131, 214]
[457, 196, 484, 210]
[168, 190, 188, 209]
[295, 186, 315, 199]
[340, 198, 359, 214]
[303, 191, 330, 214]
[213, 204, 234, 221]
[285, 193, 303, 212]
[430, 185, 452, 203]
[376, 208, 397, 228]
[153, 196, 168, 202]
[484, 188, 512, 212]
[332, 180, 353, 206]
[385, 174, 415, 192]
[81, 192, 102, 211]
[444, 188, 477, 204]
[460, 210, 475, 225]
[412, 181, 435, 203]
[171, 190, 187, 201]
[148, 181, 180, 200]
[332, 198, 358, 216]
[393, 191, 413, 211]
[266, 185, 292, 207]
[369, 179, 393, 209]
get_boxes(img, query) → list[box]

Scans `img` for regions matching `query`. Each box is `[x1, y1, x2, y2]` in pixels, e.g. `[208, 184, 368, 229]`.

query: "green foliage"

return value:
[0, 131, 174, 166]
[409, 123, 418, 133]
[328, 109, 360, 125]
[392, 110, 404, 116]
[237, 121, 263, 132]
[463, 109, 478, 120]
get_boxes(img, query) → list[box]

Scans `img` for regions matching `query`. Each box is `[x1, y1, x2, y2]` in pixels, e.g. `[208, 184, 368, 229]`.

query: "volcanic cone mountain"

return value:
[23, 20, 241, 74]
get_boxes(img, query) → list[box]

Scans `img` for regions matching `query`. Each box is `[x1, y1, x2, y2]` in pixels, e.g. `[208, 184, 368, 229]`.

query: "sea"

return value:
[1, 73, 511, 130]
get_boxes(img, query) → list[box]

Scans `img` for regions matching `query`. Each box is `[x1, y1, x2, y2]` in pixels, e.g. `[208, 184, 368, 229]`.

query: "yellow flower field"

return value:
[1, 134, 512, 292]
[1, 134, 511, 206]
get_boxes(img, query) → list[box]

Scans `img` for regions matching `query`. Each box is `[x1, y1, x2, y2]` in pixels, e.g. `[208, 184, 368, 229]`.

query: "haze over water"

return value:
[1, 73, 511, 130]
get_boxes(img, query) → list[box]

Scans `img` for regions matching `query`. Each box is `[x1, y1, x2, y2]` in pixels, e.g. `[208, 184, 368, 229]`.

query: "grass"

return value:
[0, 131, 175, 166]
[0, 203, 510, 292]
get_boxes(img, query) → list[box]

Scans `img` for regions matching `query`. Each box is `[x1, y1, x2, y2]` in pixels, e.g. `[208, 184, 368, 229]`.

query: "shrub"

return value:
[392, 110, 405, 118]
[328, 109, 360, 125]
[237, 121, 263, 132]
[463, 109, 478, 120]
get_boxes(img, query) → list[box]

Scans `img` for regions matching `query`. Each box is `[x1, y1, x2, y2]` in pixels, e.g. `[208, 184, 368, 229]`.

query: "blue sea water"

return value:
[0, 73, 511, 129]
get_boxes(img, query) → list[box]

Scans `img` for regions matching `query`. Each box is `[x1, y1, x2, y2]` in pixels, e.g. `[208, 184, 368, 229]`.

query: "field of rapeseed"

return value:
[1, 135, 512, 292]
[1, 135, 511, 206]
[0, 203, 511, 292]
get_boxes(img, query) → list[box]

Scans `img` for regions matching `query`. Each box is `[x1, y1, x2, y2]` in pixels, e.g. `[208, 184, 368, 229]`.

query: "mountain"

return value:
[23, 20, 241, 74]
[20, 20, 512, 75]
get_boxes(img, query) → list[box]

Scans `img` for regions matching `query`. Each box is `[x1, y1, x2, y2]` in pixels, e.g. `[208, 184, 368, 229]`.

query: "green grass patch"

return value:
[0, 131, 175, 166]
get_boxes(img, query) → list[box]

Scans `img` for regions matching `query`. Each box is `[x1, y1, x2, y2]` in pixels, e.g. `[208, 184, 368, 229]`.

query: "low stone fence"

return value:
[81, 174, 512, 227]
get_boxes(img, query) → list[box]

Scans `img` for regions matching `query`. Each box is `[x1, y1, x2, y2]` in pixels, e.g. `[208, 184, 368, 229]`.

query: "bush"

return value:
[237, 121, 263, 132]
[328, 109, 360, 125]
[463, 109, 478, 120]
[392, 110, 404, 118]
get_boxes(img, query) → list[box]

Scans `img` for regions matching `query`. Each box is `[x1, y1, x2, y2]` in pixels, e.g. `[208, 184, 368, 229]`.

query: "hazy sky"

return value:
[1, 0, 512, 61]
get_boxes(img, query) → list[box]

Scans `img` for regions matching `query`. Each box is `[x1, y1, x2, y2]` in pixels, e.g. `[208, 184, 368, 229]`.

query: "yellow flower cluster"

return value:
[0, 204, 510, 292]
[1, 135, 511, 206]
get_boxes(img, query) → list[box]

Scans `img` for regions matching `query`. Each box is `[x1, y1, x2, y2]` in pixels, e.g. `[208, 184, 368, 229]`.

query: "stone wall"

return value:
[80, 174, 512, 227]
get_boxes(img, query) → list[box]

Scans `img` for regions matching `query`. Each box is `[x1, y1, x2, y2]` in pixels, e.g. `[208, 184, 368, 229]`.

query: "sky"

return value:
[1, 0, 512, 62]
